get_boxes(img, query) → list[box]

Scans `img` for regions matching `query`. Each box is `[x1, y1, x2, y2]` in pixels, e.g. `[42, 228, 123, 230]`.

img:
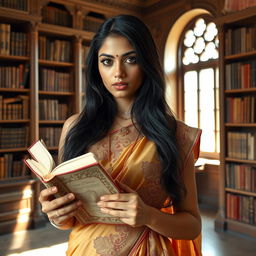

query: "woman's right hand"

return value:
[39, 186, 82, 229]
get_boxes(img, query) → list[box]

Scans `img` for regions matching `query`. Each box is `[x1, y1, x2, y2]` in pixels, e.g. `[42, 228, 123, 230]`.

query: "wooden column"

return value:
[30, 22, 39, 143]
[74, 36, 82, 113]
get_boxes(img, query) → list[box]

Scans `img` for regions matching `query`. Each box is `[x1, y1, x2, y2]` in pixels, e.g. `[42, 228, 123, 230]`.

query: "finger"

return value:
[100, 193, 135, 202]
[42, 193, 76, 213]
[39, 187, 58, 203]
[116, 181, 135, 193]
[97, 201, 129, 210]
[50, 209, 78, 225]
[49, 200, 82, 219]
[100, 207, 129, 218]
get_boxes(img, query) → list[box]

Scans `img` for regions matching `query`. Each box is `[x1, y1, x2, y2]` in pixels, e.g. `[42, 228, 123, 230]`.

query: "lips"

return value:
[112, 82, 128, 90]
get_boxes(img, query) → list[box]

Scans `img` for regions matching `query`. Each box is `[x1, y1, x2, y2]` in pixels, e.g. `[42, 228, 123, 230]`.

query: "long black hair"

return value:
[63, 14, 185, 204]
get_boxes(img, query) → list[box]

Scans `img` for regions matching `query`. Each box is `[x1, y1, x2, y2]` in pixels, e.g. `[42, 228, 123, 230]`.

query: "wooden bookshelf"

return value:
[215, 7, 256, 238]
[39, 59, 74, 67]
[0, 0, 120, 234]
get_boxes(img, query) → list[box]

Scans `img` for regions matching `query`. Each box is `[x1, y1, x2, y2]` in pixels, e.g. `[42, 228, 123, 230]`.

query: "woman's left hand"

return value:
[97, 181, 150, 227]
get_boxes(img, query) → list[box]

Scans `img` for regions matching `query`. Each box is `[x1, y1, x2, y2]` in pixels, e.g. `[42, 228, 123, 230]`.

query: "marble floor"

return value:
[0, 208, 256, 256]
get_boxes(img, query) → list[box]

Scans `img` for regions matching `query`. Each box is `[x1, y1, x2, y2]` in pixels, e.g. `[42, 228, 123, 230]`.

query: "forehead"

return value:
[98, 35, 134, 55]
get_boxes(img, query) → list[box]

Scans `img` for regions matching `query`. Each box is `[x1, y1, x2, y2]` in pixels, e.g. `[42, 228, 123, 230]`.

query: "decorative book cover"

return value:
[24, 140, 123, 225]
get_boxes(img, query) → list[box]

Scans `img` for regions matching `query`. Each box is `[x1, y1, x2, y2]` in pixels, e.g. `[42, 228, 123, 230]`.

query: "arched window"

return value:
[179, 15, 219, 157]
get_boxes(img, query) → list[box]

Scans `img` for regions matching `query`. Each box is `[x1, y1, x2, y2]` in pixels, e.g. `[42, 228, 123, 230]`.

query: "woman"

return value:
[39, 14, 202, 255]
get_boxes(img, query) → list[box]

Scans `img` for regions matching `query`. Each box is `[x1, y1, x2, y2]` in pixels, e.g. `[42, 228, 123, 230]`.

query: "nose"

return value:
[114, 62, 125, 79]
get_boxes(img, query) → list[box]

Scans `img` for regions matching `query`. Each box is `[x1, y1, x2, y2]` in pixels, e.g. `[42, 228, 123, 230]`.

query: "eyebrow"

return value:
[99, 50, 136, 58]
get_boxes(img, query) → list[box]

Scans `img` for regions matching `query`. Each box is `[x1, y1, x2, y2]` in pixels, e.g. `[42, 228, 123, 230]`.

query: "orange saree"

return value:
[66, 120, 202, 256]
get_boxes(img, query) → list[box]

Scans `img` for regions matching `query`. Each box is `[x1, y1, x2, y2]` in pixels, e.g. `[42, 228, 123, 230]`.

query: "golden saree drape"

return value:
[66, 121, 202, 256]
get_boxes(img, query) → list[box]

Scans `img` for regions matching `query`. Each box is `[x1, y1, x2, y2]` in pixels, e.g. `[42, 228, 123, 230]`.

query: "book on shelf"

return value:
[39, 127, 62, 147]
[226, 163, 256, 192]
[226, 192, 255, 225]
[1, 95, 29, 120]
[83, 16, 105, 32]
[226, 96, 256, 123]
[24, 140, 123, 225]
[39, 36, 71, 62]
[225, 26, 256, 55]
[40, 68, 72, 92]
[39, 99, 69, 120]
[227, 131, 256, 160]
[0, 23, 28, 56]
[225, 61, 256, 90]
[223, 0, 256, 14]
[0, 153, 28, 179]
[0, 0, 28, 12]
[0, 63, 30, 89]
[0, 126, 28, 148]
[42, 5, 72, 27]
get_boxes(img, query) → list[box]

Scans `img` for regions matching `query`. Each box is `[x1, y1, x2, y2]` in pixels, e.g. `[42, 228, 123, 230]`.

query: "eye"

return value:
[100, 58, 113, 66]
[125, 56, 137, 64]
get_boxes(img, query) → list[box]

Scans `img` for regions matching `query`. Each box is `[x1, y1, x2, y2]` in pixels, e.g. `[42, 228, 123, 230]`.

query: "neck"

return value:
[116, 99, 133, 120]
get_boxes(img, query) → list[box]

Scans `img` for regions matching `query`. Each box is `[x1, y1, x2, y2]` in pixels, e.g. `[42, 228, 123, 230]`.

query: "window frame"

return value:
[177, 14, 220, 159]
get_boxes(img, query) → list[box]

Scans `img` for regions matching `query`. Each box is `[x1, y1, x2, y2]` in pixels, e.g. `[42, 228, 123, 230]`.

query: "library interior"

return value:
[0, 0, 256, 255]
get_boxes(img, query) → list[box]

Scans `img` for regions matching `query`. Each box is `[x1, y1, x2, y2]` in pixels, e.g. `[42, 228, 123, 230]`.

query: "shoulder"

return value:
[176, 120, 201, 140]
[60, 113, 80, 145]
[58, 114, 80, 162]
[175, 120, 202, 163]
[64, 113, 80, 126]
[63, 114, 80, 132]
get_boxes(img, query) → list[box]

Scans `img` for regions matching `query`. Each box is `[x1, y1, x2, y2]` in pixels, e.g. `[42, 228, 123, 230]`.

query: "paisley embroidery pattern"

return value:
[89, 125, 140, 164]
[93, 225, 129, 256]
[137, 161, 167, 208]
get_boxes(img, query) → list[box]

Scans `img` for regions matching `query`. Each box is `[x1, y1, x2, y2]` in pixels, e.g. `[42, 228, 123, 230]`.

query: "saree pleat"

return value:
[66, 121, 202, 256]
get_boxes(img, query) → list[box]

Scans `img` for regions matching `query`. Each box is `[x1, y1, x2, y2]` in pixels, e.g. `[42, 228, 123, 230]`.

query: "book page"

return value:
[25, 159, 49, 178]
[53, 152, 96, 175]
[28, 140, 54, 172]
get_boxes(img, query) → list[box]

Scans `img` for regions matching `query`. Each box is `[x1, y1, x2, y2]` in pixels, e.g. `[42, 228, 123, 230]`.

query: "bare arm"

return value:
[146, 152, 201, 239]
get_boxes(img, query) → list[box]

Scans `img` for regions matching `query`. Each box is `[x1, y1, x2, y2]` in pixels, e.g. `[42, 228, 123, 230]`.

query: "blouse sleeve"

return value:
[175, 120, 202, 166]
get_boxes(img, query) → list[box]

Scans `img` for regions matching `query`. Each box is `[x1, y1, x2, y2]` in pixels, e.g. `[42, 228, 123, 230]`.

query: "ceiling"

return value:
[80, 0, 177, 13]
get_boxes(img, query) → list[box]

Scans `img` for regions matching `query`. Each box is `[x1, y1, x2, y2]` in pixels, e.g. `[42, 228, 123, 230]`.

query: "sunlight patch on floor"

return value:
[6, 242, 68, 256]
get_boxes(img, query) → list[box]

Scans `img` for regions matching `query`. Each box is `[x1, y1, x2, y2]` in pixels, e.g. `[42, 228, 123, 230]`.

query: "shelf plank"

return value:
[39, 120, 65, 125]
[0, 119, 30, 123]
[225, 88, 256, 94]
[225, 158, 256, 164]
[39, 59, 74, 67]
[0, 55, 29, 61]
[215, 6, 256, 24]
[0, 88, 30, 93]
[0, 8, 40, 22]
[38, 23, 94, 40]
[225, 218, 256, 238]
[225, 188, 256, 197]
[0, 148, 27, 153]
[0, 178, 35, 186]
[225, 123, 256, 127]
[39, 91, 74, 96]
[225, 50, 256, 61]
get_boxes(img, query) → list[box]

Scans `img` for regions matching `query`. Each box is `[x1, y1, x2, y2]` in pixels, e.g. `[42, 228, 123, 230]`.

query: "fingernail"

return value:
[68, 193, 74, 200]
[52, 187, 57, 192]
[97, 201, 102, 206]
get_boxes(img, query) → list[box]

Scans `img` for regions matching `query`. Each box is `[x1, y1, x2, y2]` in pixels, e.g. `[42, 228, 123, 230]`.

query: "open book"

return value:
[24, 140, 123, 225]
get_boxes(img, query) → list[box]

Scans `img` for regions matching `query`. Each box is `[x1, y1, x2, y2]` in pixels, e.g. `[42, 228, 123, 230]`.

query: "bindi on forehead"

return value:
[116, 55, 119, 57]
